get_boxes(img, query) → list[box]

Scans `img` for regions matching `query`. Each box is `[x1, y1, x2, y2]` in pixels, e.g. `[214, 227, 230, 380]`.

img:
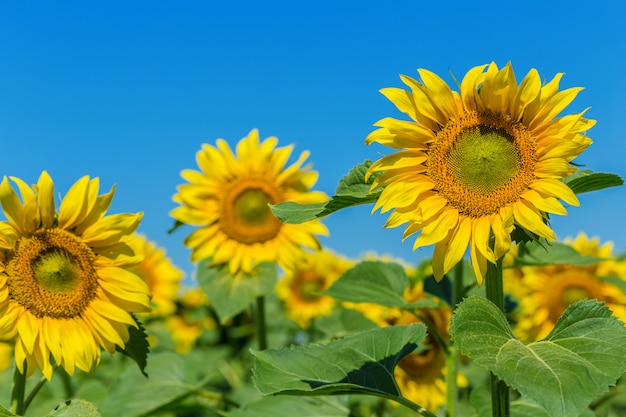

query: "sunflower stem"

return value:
[255, 296, 268, 350]
[485, 258, 510, 417]
[446, 261, 464, 417]
[23, 376, 48, 414]
[11, 363, 26, 416]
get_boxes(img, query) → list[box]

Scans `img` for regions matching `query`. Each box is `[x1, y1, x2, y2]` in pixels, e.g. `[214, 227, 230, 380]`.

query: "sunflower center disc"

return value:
[448, 126, 520, 194]
[221, 179, 283, 244]
[7, 229, 99, 318]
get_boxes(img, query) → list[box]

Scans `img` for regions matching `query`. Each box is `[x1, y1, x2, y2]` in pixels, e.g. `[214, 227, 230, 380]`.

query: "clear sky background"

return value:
[1, 1, 624, 284]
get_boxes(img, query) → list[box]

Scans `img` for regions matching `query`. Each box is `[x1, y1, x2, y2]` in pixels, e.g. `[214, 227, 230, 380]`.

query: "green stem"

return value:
[60, 368, 74, 399]
[11, 364, 26, 416]
[394, 395, 439, 417]
[446, 261, 464, 417]
[485, 258, 510, 417]
[23, 376, 48, 414]
[255, 296, 268, 350]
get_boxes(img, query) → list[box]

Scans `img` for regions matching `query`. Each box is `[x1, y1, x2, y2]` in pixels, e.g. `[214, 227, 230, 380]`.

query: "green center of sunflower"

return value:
[560, 287, 590, 307]
[429, 111, 537, 217]
[235, 189, 273, 226]
[7, 229, 99, 318]
[295, 270, 326, 302]
[448, 126, 521, 194]
[547, 271, 601, 321]
[221, 179, 284, 244]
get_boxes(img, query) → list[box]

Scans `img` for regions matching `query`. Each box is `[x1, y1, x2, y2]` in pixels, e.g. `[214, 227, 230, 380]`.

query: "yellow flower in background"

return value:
[0, 172, 150, 379]
[505, 233, 626, 342]
[171, 129, 329, 275]
[128, 234, 184, 317]
[366, 62, 593, 284]
[349, 282, 462, 412]
[276, 249, 353, 328]
[165, 287, 216, 354]
[0, 342, 11, 372]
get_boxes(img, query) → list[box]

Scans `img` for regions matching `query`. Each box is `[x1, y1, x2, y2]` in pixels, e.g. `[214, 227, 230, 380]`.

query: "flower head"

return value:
[276, 249, 353, 328]
[171, 129, 328, 275]
[0, 172, 150, 379]
[127, 234, 184, 317]
[165, 287, 215, 354]
[505, 233, 626, 341]
[366, 63, 593, 284]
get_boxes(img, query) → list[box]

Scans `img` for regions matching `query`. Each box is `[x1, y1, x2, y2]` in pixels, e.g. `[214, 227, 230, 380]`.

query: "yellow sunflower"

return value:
[171, 129, 329, 275]
[504, 233, 626, 342]
[127, 233, 184, 317]
[366, 62, 593, 284]
[165, 287, 216, 354]
[0, 171, 150, 379]
[348, 282, 463, 412]
[276, 249, 353, 328]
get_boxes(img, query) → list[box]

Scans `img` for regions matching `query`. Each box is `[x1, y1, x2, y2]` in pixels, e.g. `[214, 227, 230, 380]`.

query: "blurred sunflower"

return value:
[349, 281, 463, 412]
[504, 233, 626, 341]
[0, 342, 11, 371]
[128, 234, 184, 317]
[171, 129, 329, 275]
[0, 172, 150, 379]
[276, 249, 353, 328]
[165, 287, 216, 354]
[366, 62, 593, 284]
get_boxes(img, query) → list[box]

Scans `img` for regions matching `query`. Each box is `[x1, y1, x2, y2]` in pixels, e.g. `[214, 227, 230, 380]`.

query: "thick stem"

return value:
[11, 363, 27, 416]
[255, 296, 268, 351]
[485, 258, 510, 417]
[446, 262, 464, 417]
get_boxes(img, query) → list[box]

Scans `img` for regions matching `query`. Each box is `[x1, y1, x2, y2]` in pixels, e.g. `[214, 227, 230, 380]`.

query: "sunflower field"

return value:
[1, 62, 625, 417]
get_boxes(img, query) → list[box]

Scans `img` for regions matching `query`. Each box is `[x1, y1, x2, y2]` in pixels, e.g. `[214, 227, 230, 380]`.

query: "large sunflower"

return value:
[0, 172, 150, 379]
[171, 129, 329, 275]
[504, 233, 626, 342]
[366, 62, 593, 284]
[127, 233, 184, 317]
[276, 249, 353, 328]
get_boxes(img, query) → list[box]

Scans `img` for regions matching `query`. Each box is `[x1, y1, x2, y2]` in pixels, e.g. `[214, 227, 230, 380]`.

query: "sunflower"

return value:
[171, 129, 329, 275]
[165, 287, 216, 354]
[0, 172, 150, 379]
[504, 233, 626, 342]
[276, 249, 353, 328]
[349, 281, 460, 412]
[127, 233, 184, 317]
[366, 62, 593, 284]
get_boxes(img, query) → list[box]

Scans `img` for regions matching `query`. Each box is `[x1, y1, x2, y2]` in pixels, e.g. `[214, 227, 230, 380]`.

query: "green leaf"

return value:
[196, 259, 277, 323]
[451, 297, 626, 417]
[269, 160, 382, 224]
[324, 261, 438, 309]
[223, 396, 349, 417]
[0, 405, 16, 417]
[115, 314, 149, 377]
[511, 239, 604, 267]
[252, 323, 426, 399]
[99, 351, 218, 417]
[563, 170, 623, 194]
[46, 400, 101, 417]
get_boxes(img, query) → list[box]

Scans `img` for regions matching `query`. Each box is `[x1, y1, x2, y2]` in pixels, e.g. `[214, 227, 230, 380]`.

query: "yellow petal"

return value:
[37, 171, 56, 229]
[521, 189, 568, 216]
[0, 176, 25, 233]
[530, 178, 579, 207]
[58, 175, 91, 229]
[513, 200, 555, 240]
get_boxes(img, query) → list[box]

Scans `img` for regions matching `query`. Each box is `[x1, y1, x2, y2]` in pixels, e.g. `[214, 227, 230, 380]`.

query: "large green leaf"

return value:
[252, 323, 426, 398]
[563, 170, 623, 194]
[223, 396, 349, 417]
[511, 239, 604, 267]
[196, 259, 277, 323]
[324, 261, 438, 309]
[451, 297, 626, 417]
[269, 160, 382, 224]
[45, 400, 101, 417]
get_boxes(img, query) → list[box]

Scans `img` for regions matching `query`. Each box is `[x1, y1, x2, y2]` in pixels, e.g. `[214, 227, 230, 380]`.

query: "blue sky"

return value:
[1, 1, 624, 283]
